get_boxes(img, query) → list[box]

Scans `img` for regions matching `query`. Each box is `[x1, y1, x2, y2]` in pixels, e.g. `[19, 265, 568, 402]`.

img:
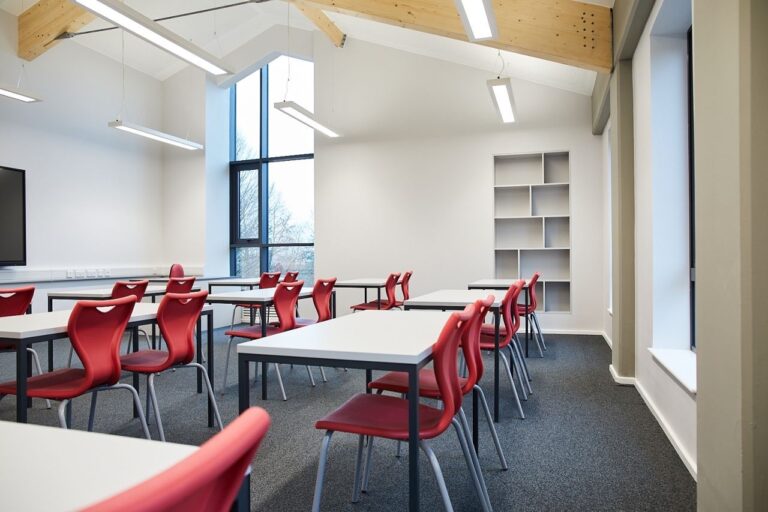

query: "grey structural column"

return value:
[695, 0, 767, 510]
[608, 59, 636, 382]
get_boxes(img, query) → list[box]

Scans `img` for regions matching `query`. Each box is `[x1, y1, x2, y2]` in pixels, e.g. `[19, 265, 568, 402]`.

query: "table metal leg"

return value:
[132, 327, 140, 418]
[207, 312, 215, 427]
[472, 387, 479, 452]
[260, 306, 267, 338]
[377, 288, 381, 310]
[364, 288, 368, 303]
[233, 474, 250, 512]
[261, 362, 268, 400]
[196, 317, 203, 394]
[407, 367, 421, 511]
[151, 296, 157, 350]
[525, 288, 530, 357]
[365, 369, 372, 393]
[16, 343, 28, 423]
[494, 309, 500, 423]
[47, 298, 54, 371]
[331, 291, 337, 318]
[238, 356, 250, 413]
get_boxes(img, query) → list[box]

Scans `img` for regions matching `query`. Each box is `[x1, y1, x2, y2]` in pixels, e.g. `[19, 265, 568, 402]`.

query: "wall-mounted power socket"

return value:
[74, 269, 86, 279]
[66, 269, 75, 279]
[86, 269, 97, 278]
[103, 268, 111, 277]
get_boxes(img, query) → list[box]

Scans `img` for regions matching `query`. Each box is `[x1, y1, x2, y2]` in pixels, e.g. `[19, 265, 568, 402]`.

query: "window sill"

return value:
[648, 348, 697, 395]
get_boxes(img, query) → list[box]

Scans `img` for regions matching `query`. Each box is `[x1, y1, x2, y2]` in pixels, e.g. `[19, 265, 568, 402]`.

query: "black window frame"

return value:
[687, 26, 696, 350]
[229, 63, 315, 276]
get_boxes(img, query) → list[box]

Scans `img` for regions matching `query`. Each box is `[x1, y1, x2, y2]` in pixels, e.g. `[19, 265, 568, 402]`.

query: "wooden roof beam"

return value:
[18, 0, 94, 61]
[292, 0, 347, 48]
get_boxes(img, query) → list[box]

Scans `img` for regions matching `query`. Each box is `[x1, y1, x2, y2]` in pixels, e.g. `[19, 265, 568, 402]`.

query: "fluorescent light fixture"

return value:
[109, 120, 203, 150]
[487, 78, 516, 123]
[74, 0, 231, 76]
[454, 0, 497, 41]
[274, 101, 340, 138]
[0, 85, 40, 103]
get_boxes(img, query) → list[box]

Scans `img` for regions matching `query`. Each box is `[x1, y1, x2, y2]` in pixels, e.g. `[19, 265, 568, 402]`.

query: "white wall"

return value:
[632, 0, 697, 477]
[602, 120, 613, 345]
[313, 36, 605, 332]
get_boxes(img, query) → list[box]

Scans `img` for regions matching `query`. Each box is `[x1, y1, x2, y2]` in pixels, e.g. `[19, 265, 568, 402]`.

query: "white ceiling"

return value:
[0, 0, 598, 94]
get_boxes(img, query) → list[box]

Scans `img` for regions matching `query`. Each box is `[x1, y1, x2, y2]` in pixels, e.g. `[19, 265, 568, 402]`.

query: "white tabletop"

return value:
[208, 278, 263, 286]
[207, 286, 314, 304]
[405, 289, 502, 309]
[0, 303, 213, 340]
[334, 278, 387, 287]
[48, 285, 169, 299]
[237, 310, 452, 364]
[0, 421, 196, 511]
[467, 279, 530, 289]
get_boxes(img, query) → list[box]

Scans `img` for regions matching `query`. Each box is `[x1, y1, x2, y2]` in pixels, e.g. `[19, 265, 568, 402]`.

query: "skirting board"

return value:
[609, 364, 636, 385]
[602, 331, 613, 348]
[635, 380, 698, 480]
[539, 329, 605, 336]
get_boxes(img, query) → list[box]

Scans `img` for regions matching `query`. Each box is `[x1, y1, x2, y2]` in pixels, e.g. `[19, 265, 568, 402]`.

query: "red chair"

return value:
[223, 281, 312, 400]
[369, 296, 508, 472]
[229, 272, 281, 330]
[296, 278, 337, 327]
[0, 286, 49, 409]
[283, 271, 300, 283]
[120, 291, 222, 442]
[0, 296, 150, 438]
[82, 407, 271, 512]
[479, 280, 530, 418]
[350, 273, 400, 311]
[166, 277, 196, 294]
[517, 272, 546, 356]
[169, 263, 185, 278]
[311, 304, 492, 512]
[394, 270, 413, 308]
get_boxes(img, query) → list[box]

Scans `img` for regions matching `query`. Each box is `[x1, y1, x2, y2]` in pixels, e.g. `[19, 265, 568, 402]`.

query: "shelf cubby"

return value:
[544, 217, 570, 248]
[495, 218, 543, 248]
[494, 187, 530, 218]
[495, 250, 519, 279]
[494, 154, 543, 186]
[520, 249, 570, 281]
[544, 152, 570, 184]
[544, 282, 571, 312]
[531, 184, 569, 217]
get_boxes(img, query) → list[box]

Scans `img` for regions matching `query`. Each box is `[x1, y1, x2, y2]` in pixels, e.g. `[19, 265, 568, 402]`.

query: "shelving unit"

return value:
[494, 152, 572, 313]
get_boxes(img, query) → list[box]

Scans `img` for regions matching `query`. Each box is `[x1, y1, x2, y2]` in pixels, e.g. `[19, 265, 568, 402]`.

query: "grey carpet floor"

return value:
[0, 331, 696, 511]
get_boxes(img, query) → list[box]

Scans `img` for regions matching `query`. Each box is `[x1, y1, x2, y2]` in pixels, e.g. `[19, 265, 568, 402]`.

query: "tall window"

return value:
[230, 56, 315, 282]
[687, 27, 696, 349]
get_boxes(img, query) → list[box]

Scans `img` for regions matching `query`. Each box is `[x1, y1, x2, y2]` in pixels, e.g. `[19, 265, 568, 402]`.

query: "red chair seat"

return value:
[0, 369, 86, 400]
[315, 393, 444, 441]
[368, 370, 468, 399]
[234, 303, 263, 309]
[516, 305, 534, 314]
[120, 350, 171, 373]
[350, 300, 389, 311]
[0, 342, 15, 351]
[480, 323, 507, 336]
[224, 325, 281, 340]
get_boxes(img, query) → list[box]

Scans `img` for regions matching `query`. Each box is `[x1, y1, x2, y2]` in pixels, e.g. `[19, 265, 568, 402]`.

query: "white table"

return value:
[467, 278, 533, 358]
[404, 289, 507, 423]
[334, 278, 388, 309]
[236, 310, 452, 512]
[0, 421, 198, 511]
[0, 303, 215, 424]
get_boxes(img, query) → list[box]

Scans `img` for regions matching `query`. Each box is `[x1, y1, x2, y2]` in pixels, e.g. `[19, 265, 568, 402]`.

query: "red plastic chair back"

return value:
[166, 277, 197, 294]
[422, 304, 474, 439]
[283, 272, 299, 283]
[82, 407, 271, 512]
[501, 280, 525, 343]
[68, 296, 136, 393]
[273, 281, 304, 332]
[400, 271, 413, 301]
[259, 272, 281, 289]
[527, 272, 540, 311]
[312, 278, 336, 322]
[0, 286, 34, 317]
[111, 280, 149, 302]
[383, 272, 401, 308]
[169, 264, 185, 278]
[461, 295, 495, 392]
[157, 291, 208, 367]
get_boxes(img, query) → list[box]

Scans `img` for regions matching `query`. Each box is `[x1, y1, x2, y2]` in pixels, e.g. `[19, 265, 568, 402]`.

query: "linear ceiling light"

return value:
[274, 101, 340, 138]
[454, 0, 497, 41]
[109, 120, 203, 150]
[487, 78, 516, 123]
[0, 85, 40, 103]
[73, 0, 232, 76]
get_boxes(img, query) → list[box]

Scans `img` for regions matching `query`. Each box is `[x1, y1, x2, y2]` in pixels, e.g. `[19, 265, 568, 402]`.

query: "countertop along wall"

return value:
[313, 36, 605, 333]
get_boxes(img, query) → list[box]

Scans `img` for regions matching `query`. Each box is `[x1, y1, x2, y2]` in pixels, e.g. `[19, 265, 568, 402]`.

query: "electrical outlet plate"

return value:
[66, 270, 75, 279]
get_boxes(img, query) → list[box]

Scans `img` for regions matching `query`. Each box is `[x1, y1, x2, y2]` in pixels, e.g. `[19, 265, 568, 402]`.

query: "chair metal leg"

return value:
[222, 336, 237, 391]
[58, 399, 70, 428]
[474, 385, 508, 470]
[362, 435, 375, 493]
[500, 352, 525, 419]
[87, 391, 98, 431]
[420, 440, 454, 512]
[451, 418, 492, 512]
[511, 340, 533, 394]
[508, 345, 528, 400]
[306, 365, 317, 387]
[274, 363, 287, 401]
[112, 383, 152, 440]
[319, 367, 328, 383]
[352, 435, 365, 503]
[312, 431, 334, 512]
[148, 373, 165, 442]
[458, 409, 493, 511]
[186, 362, 225, 432]
[528, 313, 544, 357]
[531, 312, 547, 350]
[514, 334, 532, 383]
[27, 348, 51, 409]
[138, 329, 152, 350]
[67, 345, 75, 367]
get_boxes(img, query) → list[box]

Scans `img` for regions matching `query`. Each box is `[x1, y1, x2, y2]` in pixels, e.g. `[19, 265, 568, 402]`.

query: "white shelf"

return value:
[494, 250, 519, 279]
[495, 218, 543, 248]
[544, 152, 570, 184]
[545, 217, 570, 248]
[494, 187, 530, 218]
[532, 184, 569, 217]
[544, 282, 571, 312]
[520, 249, 571, 281]
[494, 154, 543, 186]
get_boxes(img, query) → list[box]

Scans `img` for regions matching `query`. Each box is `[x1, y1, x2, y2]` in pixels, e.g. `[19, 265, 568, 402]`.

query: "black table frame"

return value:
[467, 284, 532, 357]
[238, 351, 429, 512]
[333, 282, 386, 310]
